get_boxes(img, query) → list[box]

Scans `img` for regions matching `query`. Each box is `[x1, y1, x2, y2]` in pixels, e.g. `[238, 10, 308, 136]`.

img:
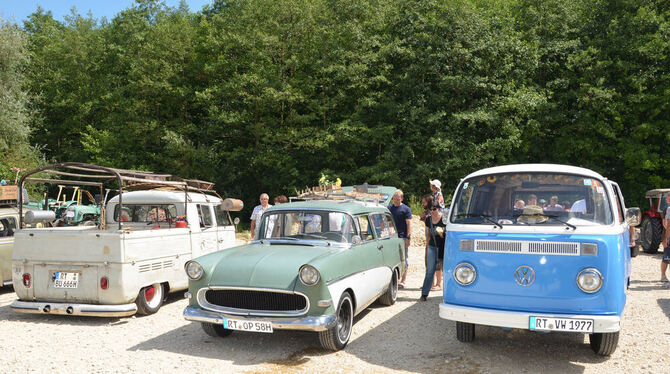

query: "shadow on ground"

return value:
[129, 294, 610, 373]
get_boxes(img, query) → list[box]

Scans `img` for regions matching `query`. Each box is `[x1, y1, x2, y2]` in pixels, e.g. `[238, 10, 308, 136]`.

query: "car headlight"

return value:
[453, 263, 476, 286]
[299, 265, 320, 286]
[577, 268, 603, 293]
[185, 261, 203, 281]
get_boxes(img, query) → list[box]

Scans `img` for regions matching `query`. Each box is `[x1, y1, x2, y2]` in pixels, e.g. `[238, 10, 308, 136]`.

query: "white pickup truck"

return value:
[10, 162, 242, 317]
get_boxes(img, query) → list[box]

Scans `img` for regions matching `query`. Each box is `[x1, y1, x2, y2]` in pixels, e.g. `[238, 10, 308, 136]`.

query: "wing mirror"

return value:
[626, 207, 641, 227]
[233, 217, 240, 226]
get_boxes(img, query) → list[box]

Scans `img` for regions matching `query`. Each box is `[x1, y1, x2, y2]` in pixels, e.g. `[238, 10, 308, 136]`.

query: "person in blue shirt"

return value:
[388, 189, 412, 288]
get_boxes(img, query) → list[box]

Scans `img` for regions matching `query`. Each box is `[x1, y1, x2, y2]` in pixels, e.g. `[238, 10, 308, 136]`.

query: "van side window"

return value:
[0, 217, 17, 237]
[611, 185, 625, 223]
[198, 204, 214, 228]
[357, 215, 374, 241]
[114, 204, 176, 223]
[214, 205, 232, 226]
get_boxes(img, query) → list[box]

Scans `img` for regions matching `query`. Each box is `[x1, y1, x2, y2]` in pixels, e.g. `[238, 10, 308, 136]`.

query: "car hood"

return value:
[206, 242, 339, 290]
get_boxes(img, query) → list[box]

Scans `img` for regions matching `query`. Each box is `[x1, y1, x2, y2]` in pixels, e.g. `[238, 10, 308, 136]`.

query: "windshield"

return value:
[259, 210, 358, 243]
[451, 172, 613, 226]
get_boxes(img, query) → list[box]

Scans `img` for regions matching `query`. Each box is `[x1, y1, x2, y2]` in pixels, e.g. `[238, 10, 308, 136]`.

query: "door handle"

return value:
[377, 244, 383, 250]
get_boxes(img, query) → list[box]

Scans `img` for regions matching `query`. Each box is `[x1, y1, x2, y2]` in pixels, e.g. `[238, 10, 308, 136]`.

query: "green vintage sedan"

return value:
[183, 200, 405, 350]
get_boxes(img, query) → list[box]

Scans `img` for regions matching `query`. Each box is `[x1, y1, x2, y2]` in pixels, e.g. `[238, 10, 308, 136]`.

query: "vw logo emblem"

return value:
[514, 265, 535, 286]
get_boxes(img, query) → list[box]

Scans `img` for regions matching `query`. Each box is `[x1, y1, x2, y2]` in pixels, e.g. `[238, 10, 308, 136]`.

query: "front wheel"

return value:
[456, 321, 475, 342]
[318, 292, 353, 351]
[202, 322, 233, 337]
[136, 283, 164, 315]
[589, 331, 619, 356]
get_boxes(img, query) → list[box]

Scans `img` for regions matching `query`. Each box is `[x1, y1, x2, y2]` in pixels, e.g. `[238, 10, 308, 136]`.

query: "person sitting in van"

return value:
[571, 199, 586, 214]
[527, 194, 538, 206]
[514, 199, 525, 210]
[545, 196, 563, 212]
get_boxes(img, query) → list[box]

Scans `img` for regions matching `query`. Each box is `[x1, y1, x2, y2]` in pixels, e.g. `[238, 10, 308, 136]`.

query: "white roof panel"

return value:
[107, 190, 221, 204]
[463, 164, 605, 180]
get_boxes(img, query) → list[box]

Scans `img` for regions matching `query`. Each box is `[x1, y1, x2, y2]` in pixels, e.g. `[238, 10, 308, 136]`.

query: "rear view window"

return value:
[0, 217, 17, 237]
[114, 204, 177, 223]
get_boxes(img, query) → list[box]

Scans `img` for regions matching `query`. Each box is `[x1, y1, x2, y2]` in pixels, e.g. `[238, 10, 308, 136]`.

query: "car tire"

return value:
[589, 331, 619, 356]
[318, 292, 353, 351]
[201, 322, 233, 337]
[136, 283, 164, 315]
[456, 321, 475, 342]
[640, 217, 662, 254]
[377, 269, 398, 306]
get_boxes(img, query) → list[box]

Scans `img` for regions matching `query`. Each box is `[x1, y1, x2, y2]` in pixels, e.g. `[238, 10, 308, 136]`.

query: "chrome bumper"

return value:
[439, 302, 620, 333]
[183, 306, 337, 332]
[11, 300, 137, 317]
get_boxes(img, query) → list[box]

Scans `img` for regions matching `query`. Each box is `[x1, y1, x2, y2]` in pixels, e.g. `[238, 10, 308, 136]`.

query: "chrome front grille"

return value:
[475, 240, 580, 256]
[198, 287, 309, 317]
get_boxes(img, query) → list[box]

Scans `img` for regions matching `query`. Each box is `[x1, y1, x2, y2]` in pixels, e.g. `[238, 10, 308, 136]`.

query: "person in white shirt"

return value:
[250, 193, 272, 239]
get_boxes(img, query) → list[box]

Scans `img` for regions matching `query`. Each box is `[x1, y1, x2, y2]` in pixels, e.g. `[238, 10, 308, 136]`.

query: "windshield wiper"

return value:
[513, 212, 576, 230]
[456, 213, 502, 229]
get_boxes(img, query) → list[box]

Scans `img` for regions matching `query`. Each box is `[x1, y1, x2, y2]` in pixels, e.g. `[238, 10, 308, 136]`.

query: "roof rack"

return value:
[292, 184, 387, 205]
[18, 162, 220, 230]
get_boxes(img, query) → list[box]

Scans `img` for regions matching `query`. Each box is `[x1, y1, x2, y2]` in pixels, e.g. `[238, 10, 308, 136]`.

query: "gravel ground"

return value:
[1, 217, 669, 373]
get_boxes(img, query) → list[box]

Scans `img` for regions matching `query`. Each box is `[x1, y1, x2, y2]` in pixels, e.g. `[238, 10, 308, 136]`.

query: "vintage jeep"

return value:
[639, 188, 670, 254]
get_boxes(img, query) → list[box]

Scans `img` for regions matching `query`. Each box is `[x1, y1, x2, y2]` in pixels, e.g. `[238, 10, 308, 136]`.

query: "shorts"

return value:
[663, 246, 670, 264]
[436, 258, 443, 270]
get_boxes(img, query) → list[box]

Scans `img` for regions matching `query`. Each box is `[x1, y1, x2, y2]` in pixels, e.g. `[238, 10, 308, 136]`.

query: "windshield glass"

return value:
[259, 210, 357, 243]
[451, 172, 613, 226]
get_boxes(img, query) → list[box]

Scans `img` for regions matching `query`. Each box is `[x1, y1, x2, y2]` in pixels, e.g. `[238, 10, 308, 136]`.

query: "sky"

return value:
[0, 0, 213, 24]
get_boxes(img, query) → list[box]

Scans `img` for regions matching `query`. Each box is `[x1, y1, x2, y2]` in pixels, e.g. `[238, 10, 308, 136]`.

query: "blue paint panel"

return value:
[443, 231, 629, 316]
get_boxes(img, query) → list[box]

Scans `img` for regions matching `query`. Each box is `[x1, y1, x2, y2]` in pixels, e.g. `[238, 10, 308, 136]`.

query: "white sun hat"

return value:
[429, 179, 441, 189]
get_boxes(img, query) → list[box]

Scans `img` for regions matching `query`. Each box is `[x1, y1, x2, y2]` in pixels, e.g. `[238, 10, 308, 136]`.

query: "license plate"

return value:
[53, 272, 79, 289]
[222, 318, 273, 333]
[529, 316, 593, 333]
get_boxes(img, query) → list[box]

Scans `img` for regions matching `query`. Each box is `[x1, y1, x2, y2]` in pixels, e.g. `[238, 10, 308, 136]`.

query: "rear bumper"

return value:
[439, 302, 620, 333]
[184, 305, 337, 332]
[11, 300, 137, 317]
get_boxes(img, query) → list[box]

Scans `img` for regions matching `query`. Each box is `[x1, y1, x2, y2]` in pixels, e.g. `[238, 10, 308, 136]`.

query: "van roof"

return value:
[464, 164, 605, 180]
[107, 190, 222, 204]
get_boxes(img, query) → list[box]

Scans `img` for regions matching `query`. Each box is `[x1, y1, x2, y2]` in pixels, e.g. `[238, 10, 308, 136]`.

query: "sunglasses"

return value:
[431, 207, 438, 211]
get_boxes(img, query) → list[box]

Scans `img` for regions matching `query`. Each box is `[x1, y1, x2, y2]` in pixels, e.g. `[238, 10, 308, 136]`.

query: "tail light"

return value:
[22, 273, 31, 288]
[100, 276, 109, 290]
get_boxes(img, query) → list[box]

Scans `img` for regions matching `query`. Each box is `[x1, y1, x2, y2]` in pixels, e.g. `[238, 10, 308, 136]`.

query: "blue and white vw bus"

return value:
[439, 164, 640, 356]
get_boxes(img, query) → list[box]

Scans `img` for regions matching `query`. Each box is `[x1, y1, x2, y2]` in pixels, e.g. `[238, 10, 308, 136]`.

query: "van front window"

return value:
[451, 173, 613, 226]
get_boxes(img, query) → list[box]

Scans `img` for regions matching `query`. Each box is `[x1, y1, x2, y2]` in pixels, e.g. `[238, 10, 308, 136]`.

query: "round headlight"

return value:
[299, 265, 320, 286]
[453, 263, 476, 286]
[185, 261, 203, 281]
[577, 268, 603, 293]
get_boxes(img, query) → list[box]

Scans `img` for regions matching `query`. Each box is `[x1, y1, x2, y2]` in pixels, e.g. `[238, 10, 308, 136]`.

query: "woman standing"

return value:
[420, 201, 446, 301]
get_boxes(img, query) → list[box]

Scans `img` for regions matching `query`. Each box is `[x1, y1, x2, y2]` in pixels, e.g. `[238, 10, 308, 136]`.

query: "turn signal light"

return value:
[22, 273, 31, 288]
[100, 276, 109, 290]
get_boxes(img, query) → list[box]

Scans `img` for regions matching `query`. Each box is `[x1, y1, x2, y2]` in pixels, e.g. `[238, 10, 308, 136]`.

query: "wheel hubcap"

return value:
[337, 300, 352, 343]
[145, 286, 155, 302]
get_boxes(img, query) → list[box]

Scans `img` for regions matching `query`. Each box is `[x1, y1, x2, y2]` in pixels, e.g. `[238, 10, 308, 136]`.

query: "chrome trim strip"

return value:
[474, 239, 580, 256]
[11, 300, 137, 317]
[197, 286, 310, 317]
[439, 302, 620, 333]
[326, 265, 393, 286]
[184, 305, 337, 332]
[2, 280, 13, 286]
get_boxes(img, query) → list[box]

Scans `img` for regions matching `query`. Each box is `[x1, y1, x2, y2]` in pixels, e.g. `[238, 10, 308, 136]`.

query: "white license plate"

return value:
[529, 316, 593, 333]
[222, 318, 273, 333]
[53, 272, 79, 289]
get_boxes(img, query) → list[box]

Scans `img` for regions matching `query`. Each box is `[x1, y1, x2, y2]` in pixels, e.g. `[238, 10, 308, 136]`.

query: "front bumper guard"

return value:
[11, 300, 137, 317]
[439, 302, 620, 333]
[183, 305, 337, 332]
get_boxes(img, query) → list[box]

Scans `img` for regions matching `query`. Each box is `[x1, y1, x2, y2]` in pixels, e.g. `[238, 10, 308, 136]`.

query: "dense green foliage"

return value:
[2, 0, 669, 216]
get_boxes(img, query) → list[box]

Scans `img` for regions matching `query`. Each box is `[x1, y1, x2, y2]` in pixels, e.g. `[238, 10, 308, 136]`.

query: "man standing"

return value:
[388, 189, 412, 288]
[661, 193, 670, 283]
[250, 193, 272, 239]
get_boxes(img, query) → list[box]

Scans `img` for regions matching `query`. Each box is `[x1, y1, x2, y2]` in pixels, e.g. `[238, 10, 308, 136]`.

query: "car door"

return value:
[367, 213, 396, 298]
[195, 204, 218, 257]
[345, 214, 385, 310]
[214, 205, 235, 251]
[0, 214, 17, 284]
[381, 212, 405, 274]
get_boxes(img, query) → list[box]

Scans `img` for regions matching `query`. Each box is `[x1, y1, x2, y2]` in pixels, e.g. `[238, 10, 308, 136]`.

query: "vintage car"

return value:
[11, 162, 242, 317]
[0, 205, 19, 287]
[183, 199, 405, 350]
[439, 164, 639, 356]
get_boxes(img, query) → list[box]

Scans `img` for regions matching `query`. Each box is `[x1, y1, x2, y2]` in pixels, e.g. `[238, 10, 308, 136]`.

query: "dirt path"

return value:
[1, 220, 669, 373]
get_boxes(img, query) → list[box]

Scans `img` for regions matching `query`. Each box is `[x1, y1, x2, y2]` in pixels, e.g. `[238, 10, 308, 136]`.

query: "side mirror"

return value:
[351, 235, 362, 245]
[626, 207, 641, 227]
[233, 217, 240, 226]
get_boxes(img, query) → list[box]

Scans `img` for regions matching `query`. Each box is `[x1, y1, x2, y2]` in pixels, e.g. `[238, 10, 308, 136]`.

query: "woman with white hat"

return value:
[430, 179, 445, 210]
